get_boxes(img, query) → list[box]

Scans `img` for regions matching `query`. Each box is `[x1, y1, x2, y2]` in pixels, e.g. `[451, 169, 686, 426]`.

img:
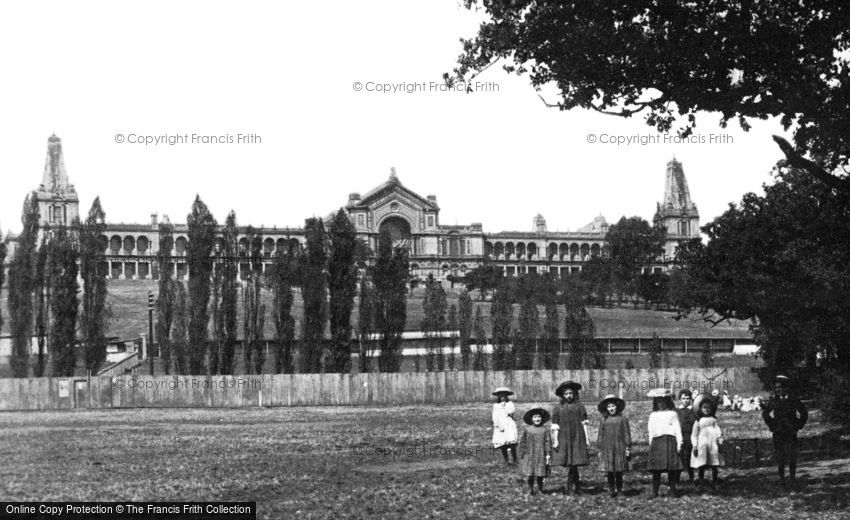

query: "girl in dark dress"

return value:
[597, 395, 631, 497]
[551, 380, 590, 495]
[646, 388, 683, 498]
[519, 408, 552, 496]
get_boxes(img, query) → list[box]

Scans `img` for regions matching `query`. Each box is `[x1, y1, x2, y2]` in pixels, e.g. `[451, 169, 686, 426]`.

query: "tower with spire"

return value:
[35, 134, 79, 227]
[653, 157, 699, 259]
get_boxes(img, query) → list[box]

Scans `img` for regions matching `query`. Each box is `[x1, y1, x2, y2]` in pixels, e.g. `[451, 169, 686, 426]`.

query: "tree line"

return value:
[4, 194, 110, 377]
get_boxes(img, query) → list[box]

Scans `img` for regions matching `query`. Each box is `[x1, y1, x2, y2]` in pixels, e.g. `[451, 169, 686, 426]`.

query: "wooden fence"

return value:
[0, 367, 762, 411]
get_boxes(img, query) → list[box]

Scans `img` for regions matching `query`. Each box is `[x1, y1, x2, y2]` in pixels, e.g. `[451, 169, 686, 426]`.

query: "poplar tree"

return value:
[271, 244, 296, 374]
[473, 305, 487, 371]
[301, 217, 328, 373]
[33, 232, 49, 377]
[328, 209, 357, 373]
[171, 281, 188, 375]
[490, 286, 513, 371]
[457, 290, 473, 370]
[242, 227, 265, 374]
[447, 304, 457, 371]
[542, 300, 560, 370]
[155, 221, 176, 375]
[357, 271, 375, 373]
[373, 230, 408, 373]
[186, 196, 217, 374]
[80, 198, 109, 373]
[48, 226, 79, 377]
[219, 211, 239, 374]
[8, 194, 39, 377]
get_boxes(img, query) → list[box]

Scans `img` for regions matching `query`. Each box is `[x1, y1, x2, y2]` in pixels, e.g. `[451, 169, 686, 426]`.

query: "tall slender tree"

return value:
[542, 300, 560, 370]
[33, 232, 49, 377]
[219, 211, 239, 374]
[490, 285, 513, 371]
[186, 196, 217, 374]
[357, 270, 375, 373]
[155, 221, 176, 374]
[48, 226, 79, 377]
[171, 281, 188, 375]
[0, 231, 6, 370]
[271, 244, 296, 374]
[301, 217, 328, 373]
[8, 193, 40, 377]
[516, 277, 539, 370]
[457, 290, 473, 370]
[473, 305, 487, 371]
[373, 230, 409, 373]
[79, 198, 109, 373]
[328, 209, 357, 373]
[447, 303, 457, 371]
[242, 227, 265, 374]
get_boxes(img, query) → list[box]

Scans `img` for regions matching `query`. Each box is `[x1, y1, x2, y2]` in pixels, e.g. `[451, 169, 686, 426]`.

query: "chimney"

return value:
[427, 195, 437, 203]
[151, 213, 159, 227]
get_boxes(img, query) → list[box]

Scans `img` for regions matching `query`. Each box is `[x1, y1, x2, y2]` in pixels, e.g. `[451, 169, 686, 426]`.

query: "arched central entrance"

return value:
[379, 216, 412, 251]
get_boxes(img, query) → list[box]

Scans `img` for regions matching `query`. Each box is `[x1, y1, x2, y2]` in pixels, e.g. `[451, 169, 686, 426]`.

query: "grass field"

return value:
[1, 401, 847, 519]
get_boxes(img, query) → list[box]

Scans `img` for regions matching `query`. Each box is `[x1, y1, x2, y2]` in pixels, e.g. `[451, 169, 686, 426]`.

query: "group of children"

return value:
[492, 375, 807, 498]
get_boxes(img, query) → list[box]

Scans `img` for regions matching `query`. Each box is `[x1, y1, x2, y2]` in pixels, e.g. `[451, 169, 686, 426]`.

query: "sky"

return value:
[0, 0, 789, 237]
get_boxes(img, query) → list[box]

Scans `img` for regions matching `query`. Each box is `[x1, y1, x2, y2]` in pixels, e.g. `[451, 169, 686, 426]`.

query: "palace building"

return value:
[14, 135, 701, 280]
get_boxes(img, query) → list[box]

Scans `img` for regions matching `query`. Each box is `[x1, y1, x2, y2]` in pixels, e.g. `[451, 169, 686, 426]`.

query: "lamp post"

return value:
[148, 290, 154, 375]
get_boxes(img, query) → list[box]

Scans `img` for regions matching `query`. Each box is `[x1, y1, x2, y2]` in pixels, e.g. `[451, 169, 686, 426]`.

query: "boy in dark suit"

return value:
[676, 389, 697, 482]
[762, 375, 808, 483]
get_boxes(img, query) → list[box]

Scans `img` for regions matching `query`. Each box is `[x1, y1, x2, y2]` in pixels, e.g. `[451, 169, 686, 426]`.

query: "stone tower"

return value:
[653, 157, 699, 259]
[35, 134, 79, 227]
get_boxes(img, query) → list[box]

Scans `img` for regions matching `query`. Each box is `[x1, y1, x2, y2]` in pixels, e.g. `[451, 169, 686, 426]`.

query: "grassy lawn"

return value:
[0, 401, 847, 519]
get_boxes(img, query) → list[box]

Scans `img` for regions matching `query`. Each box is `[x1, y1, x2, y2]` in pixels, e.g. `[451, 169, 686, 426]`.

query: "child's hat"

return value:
[491, 386, 514, 396]
[774, 374, 790, 383]
[692, 393, 718, 415]
[555, 380, 582, 397]
[647, 388, 672, 398]
[597, 394, 626, 415]
[523, 408, 551, 425]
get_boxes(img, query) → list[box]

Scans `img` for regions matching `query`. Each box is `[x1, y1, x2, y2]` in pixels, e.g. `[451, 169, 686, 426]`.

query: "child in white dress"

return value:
[492, 387, 518, 465]
[691, 394, 724, 486]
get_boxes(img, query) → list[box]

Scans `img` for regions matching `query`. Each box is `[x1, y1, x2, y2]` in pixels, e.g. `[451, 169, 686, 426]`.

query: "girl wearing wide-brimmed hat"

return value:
[519, 408, 552, 495]
[491, 387, 518, 465]
[551, 380, 590, 495]
[646, 388, 683, 498]
[597, 395, 631, 497]
[691, 393, 725, 487]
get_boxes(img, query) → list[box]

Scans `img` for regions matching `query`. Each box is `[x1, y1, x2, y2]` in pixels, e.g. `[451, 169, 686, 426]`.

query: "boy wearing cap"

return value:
[762, 375, 808, 483]
[676, 389, 697, 482]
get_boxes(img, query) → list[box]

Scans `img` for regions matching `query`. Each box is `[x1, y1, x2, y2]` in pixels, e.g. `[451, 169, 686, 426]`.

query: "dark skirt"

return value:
[647, 435, 683, 472]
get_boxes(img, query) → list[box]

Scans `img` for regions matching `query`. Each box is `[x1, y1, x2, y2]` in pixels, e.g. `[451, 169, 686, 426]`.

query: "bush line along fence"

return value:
[0, 368, 761, 411]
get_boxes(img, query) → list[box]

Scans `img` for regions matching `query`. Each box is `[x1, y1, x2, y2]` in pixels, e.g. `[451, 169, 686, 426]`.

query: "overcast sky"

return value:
[0, 1, 789, 237]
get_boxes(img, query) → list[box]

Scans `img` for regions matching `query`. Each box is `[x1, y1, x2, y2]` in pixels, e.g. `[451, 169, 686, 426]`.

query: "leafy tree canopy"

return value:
[457, 1, 850, 191]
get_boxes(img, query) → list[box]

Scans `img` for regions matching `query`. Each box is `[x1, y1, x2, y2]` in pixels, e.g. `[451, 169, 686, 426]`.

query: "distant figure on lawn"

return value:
[491, 387, 518, 466]
[551, 380, 590, 495]
[519, 408, 552, 496]
[691, 393, 724, 487]
[596, 395, 631, 497]
[646, 388, 683, 498]
[676, 389, 697, 483]
[762, 374, 808, 483]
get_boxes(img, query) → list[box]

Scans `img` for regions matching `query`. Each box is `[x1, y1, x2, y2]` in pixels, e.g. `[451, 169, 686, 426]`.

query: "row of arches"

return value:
[484, 241, 602, 261]
[101, 235, 303, 256]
